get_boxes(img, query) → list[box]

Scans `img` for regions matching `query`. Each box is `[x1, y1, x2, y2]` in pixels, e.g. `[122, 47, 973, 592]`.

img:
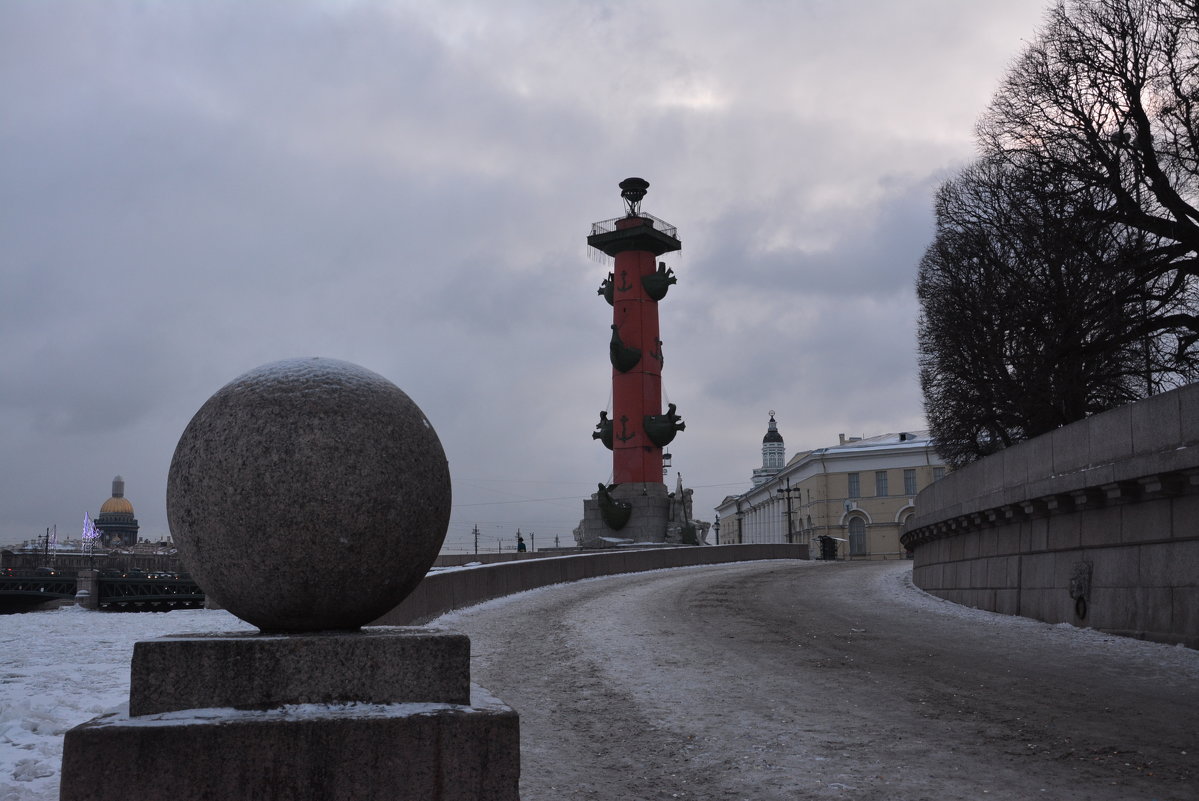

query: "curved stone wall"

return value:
[371, 543, 809, 625]
[902, 384, 1199, 648]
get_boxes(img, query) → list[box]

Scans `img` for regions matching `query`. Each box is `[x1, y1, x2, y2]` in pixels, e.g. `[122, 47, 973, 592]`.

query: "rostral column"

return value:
[581, 178, 687, 543]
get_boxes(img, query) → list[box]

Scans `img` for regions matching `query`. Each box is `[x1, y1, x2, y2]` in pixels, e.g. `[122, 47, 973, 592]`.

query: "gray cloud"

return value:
[1, 0, 1047, 552]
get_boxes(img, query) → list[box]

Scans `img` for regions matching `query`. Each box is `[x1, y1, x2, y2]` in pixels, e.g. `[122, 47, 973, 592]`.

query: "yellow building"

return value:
[714, 421, 946, 559]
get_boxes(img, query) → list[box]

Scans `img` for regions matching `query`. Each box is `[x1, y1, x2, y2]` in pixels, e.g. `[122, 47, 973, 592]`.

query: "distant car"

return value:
[1, 567, 14, 576]
[34, 567, 59, 577]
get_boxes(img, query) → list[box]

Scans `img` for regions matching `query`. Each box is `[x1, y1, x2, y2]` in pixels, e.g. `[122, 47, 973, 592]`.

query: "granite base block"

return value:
[129, 627, 470, 715]
[60, 685, 519, 801]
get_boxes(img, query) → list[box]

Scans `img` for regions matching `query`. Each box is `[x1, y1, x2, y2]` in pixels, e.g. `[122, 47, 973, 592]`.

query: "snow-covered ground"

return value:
[1, 606, 256, 801]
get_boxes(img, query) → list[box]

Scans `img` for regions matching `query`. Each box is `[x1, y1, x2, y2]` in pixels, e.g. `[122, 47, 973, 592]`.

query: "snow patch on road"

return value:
[874, 560, 1199, 679]
[434, 558, 829, 628]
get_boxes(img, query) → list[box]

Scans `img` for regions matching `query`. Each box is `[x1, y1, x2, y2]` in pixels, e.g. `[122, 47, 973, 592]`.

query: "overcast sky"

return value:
[1, 0, 1049, 554]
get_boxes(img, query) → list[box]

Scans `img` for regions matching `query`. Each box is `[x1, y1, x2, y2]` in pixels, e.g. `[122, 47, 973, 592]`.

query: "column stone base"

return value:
[574, 482, 674, 546]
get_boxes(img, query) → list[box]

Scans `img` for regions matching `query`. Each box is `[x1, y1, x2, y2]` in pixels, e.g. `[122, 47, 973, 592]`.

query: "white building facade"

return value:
[714, 427, 946, 560]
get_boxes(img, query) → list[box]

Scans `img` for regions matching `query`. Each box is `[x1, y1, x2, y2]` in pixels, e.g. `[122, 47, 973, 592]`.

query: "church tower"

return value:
[751, 411, 785, 487]
[95, 475, 139, 547]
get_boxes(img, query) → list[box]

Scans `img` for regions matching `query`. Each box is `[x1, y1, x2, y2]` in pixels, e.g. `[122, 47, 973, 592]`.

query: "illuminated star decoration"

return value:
[81, 513, 101, 541]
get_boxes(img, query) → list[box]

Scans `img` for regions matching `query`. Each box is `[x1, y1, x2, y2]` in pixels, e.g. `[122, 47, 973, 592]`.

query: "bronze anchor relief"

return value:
[615, 414, 637, 443]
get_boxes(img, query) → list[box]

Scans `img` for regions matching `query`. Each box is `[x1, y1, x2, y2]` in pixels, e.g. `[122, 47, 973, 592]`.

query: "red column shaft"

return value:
[611, 249, 662, 484]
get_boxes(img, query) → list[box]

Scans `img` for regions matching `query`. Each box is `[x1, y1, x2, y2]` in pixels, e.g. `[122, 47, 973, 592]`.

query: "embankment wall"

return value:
[902, 384, 1199, 648]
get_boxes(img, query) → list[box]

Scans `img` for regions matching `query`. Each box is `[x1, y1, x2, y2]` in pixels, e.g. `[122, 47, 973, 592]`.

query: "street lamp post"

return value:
[776, 478, 799, 544]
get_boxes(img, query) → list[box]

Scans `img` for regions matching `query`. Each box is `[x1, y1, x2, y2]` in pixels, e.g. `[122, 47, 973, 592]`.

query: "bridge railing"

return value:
[97, 576, 205, 609]
[0, 575, 77, 598]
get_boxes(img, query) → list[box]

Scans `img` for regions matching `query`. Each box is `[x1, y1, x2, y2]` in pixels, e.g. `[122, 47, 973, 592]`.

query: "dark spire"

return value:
[762, 412, 783, 444]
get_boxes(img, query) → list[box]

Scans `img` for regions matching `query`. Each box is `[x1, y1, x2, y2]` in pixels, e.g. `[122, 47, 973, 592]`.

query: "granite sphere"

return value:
[166, 358, 451, 632]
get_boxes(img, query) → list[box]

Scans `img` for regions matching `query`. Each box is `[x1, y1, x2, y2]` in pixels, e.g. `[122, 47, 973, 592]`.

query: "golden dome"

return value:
[100, 496, 134, 515]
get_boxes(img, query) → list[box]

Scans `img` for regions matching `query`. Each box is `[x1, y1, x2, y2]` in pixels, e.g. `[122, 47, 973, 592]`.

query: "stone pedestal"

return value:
[73, 569, 98, 610]
[575, 482, 672, 546]
[127, 627, 470, 714]
[59, 628, 520, 801]
[59, 360, 520, 800]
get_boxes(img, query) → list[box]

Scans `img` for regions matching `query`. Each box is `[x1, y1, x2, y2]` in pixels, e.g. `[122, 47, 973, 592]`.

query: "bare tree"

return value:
[978, 0, 1199, 338]
[919, 0, 1199, 466]
[917, 158, 1192, 467]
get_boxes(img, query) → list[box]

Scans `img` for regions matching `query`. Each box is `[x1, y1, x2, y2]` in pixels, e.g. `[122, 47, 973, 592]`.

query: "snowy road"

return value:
[438, 560, 1199, 801]
[3, 559, 1197, 801]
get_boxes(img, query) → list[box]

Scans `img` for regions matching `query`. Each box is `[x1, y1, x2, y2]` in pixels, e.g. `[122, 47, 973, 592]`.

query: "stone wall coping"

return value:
[904, 382, 1199, 547]
[373, 543, 810, 626]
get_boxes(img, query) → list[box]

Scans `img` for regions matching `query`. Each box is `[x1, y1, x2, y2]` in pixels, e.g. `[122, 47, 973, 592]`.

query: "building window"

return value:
[848, 516, 867, 555]
[847, 473, 860, 498]
[875, 471, 888, 497]
[904, 468, 917, 496]
[932, 467, 946, 482]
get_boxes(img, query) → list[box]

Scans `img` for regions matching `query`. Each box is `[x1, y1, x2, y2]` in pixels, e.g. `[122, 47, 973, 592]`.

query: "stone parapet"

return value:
[374, 543, 810, 625]
[903, 382, 1199, 648]
[904, 383, 1199, 539]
